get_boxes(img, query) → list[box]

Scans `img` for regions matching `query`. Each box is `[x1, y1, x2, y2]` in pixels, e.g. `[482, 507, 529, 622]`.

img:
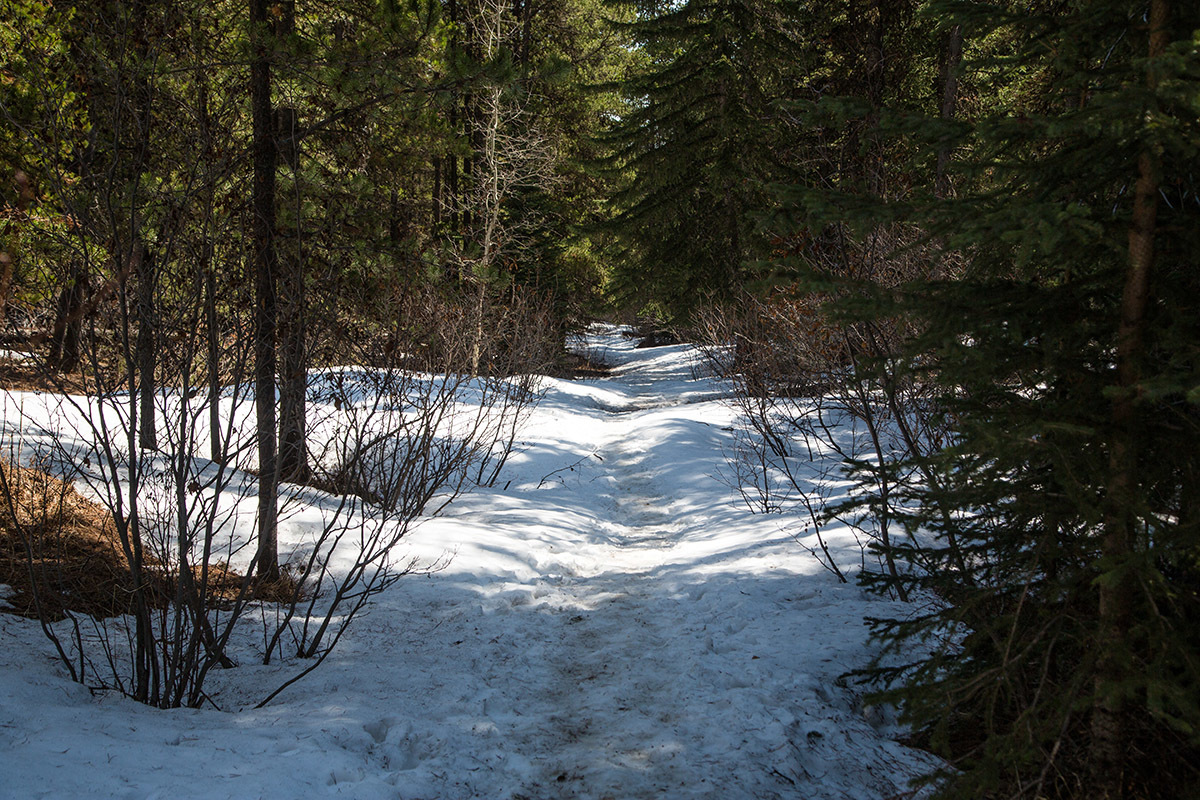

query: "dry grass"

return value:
[0, 462, 295, 620]
[0, 462, 130, 619]
[0, 355, 93, 395]
[549, 350, 612, 379]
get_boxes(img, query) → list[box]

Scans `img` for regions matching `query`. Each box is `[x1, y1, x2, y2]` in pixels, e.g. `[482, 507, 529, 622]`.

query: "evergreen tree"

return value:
[602, 0, 806, 319]
[782, 1, 1200, 796]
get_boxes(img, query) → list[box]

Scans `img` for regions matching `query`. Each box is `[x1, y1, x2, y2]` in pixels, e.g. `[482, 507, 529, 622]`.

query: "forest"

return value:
[1, 0, 1198, 798]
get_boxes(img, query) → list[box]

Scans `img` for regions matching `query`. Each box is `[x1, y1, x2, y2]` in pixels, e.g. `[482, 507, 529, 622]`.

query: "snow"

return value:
[0, 326, 940, 799]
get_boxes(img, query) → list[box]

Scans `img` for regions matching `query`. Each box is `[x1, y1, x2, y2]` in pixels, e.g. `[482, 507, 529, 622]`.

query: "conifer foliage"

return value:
[805, 1, 1200, 797]
[602, 0, 805, 318]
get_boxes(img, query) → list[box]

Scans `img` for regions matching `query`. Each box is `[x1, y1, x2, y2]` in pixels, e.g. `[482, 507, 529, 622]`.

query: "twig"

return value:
[537, 450, 601, 489]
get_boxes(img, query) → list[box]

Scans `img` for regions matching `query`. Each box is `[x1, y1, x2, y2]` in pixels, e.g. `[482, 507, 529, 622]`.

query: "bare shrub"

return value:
[694, 225, 958, 593]
[0, 0, 549, 712]
[243, 286, 550, 703]
[1, 280, 546, 708]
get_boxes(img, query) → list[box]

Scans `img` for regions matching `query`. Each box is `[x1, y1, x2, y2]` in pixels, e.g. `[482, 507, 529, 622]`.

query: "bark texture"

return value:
[251, 0, 280, 582]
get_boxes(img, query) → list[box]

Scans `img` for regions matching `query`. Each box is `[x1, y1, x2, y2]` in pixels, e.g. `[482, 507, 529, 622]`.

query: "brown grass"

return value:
[0, 462, 130, 619]
[550, 350, 612, 379]
[0, 462, 295, 620]
[0, 356, 94, 395]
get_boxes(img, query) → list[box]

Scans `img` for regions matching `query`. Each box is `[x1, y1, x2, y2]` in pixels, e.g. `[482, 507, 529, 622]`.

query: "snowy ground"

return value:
[0, 327, 939, 799]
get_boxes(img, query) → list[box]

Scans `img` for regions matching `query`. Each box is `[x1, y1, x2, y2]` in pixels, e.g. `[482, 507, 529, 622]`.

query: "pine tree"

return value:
[793, 1, 1200, 797]
[602, 0, 807, 318]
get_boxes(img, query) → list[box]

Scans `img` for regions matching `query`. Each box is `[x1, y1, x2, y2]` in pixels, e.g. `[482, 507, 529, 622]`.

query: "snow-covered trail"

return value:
[0, 327, 939, 800]
[503, 358, 730, 797]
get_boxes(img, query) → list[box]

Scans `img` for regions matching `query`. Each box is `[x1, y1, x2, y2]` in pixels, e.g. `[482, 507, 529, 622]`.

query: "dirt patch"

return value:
[0, 356, 93, 395]
[549, 350, 613, 380]
[0, 462, 293, 620]
[0, 462, 133, 619]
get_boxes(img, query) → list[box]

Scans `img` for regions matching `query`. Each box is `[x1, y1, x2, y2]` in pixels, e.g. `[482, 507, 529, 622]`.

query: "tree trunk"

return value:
[278, 259, 307, 484]
[195, 59, 223, 464]
[0, 250, 12, 330]
[516, 0, 533, 66]
[468, 4, 505, 377]
[48, 265, 88, 373]
[462, 93, 476, 237]
[0, 171, 32, 329]
[205, 258, 222, 461]
[277, 103, 308, 485]
[935, 24, 963, 199]
[135, 243, 158, 451]
[447, 0, 461, 245]
[432, 156, 443, 228]
[1091, 2, 1168, 795]
[448, 116, 460, 240]
[251, 0, 280, 582]
[864, 0, 888, 197]
[133, 1, 157, 452]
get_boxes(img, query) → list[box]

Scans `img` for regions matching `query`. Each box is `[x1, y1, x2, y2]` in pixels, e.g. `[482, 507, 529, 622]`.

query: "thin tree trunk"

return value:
[0, 171, 32, 329]
[469, 5, 504, 377]
[447, 0, 461, 245]
[125, 0, 159, 452]
[278, 102, 308, 485]
[135, 243, 158, 451]
[935, 24, 963, 199]
[48, 265, 88, 373]
[0, 250, 12, 330]
[864, 0, 889, 197]
[448, 120, 460, 240]
[250, 0, 280, 582]
[462, 94, 476, 237]
[514, 0, 533, 66]
[432, 158, 443, 229]
[278, 262, 307, 484]
[196, 58, 222, 464]
[1091, 2, 1168, 795]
